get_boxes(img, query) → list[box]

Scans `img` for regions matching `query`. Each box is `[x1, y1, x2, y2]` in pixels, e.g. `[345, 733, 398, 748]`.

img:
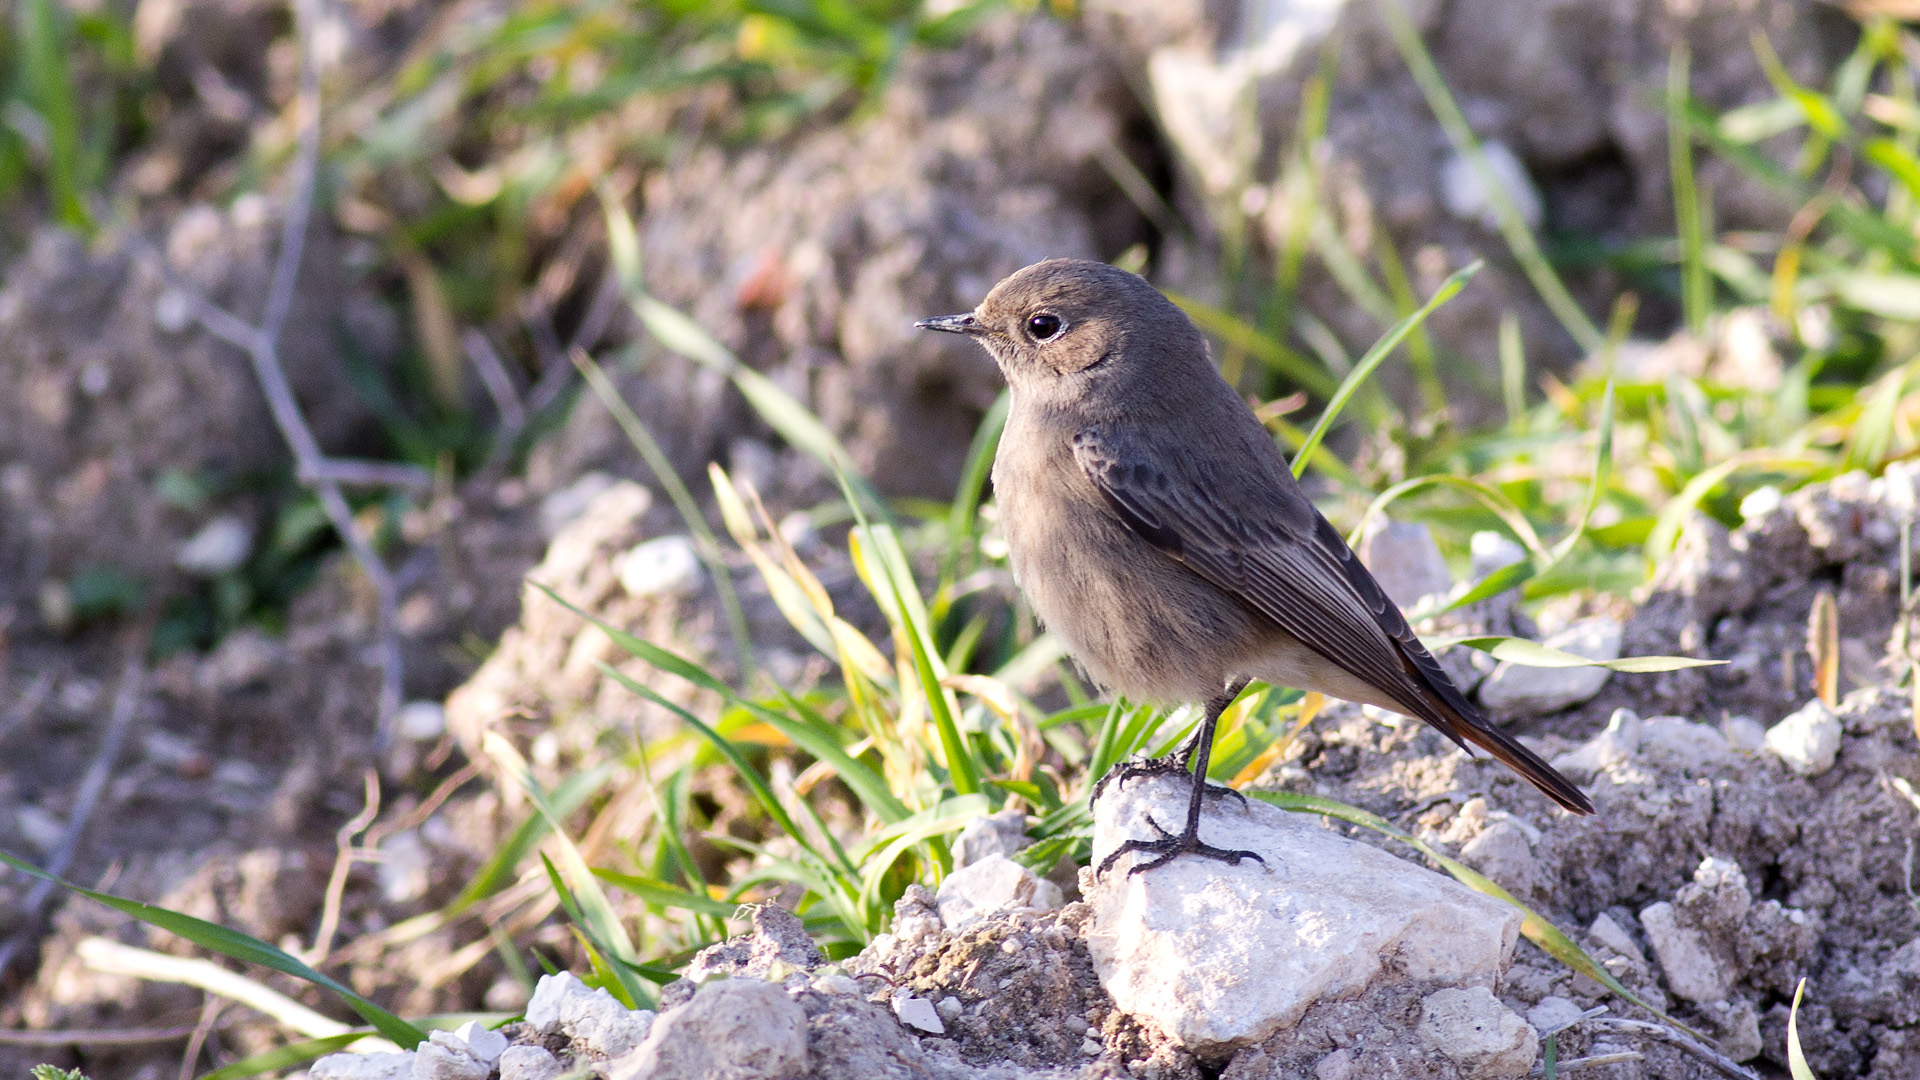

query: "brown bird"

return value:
[917, 258, 1593, 875]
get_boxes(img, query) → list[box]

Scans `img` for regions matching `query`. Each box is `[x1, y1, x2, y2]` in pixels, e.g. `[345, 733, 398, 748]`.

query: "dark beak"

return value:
[915, 313, 984, 336]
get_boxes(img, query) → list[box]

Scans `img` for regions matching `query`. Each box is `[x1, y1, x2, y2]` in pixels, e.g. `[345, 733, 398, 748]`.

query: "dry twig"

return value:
[0, 659, 144, 977]
[136, 0, 404, 741]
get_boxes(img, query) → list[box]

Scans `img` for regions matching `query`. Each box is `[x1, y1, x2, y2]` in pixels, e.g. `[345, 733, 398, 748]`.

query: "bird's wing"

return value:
[1072, 423, 1594, 815]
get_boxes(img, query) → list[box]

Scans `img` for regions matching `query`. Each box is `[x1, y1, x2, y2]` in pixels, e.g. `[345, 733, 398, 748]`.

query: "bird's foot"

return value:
[1091, 757, 1249, 810]
[1090, 755, 1188, 803]
[1095, 814, 1264, 878]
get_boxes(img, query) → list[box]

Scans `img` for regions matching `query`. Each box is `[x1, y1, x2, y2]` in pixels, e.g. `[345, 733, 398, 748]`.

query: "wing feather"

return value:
[1073, 424, 1594, 815]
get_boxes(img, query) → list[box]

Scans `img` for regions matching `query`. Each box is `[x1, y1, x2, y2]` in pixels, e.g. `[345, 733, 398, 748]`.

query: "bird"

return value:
[916, 258, 1594, 876]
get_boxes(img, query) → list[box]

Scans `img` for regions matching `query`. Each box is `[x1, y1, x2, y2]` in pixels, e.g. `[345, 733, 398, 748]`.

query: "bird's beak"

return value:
[915, 313, 984, 336]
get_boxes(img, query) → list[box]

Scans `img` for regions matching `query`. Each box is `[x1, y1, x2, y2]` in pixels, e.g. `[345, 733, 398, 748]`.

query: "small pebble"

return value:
[1000, 937, 1024, 954]
[936, 995, 964, 1021]
[1081, 1036, 1103, 1056]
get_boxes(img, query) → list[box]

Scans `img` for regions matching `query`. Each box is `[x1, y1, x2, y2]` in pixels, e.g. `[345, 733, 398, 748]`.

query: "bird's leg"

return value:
[1091, 678, 1253, 807]
[1097, 678, 1264, 877]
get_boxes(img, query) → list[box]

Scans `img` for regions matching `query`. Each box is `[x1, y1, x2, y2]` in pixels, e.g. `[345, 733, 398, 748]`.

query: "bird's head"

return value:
[915, 259, 1207, 407]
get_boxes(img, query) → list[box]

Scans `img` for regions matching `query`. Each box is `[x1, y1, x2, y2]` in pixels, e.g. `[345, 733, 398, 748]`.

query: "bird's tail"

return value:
[1441, 703, 1596, 815]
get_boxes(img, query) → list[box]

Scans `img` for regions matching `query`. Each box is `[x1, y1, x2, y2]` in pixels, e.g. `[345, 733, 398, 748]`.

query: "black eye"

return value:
[1027, 313, 1062, 340]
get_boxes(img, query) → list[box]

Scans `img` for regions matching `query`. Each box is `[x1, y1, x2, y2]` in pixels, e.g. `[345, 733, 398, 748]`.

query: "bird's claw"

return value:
[1095, 814, 1264, 878]
[1091, 757, 1250, 811]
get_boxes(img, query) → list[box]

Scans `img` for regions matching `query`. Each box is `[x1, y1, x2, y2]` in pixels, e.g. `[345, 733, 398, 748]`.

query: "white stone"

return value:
[811, 973, 859, 995]
[952, 809, 1032, 867]
[1417, 986, 1539, 1080]
[1477, 617, 1621, 716]
[450, 1021, 508, 1065]
[1724, 715, 1767, 754]
[935, 995, 964, 1021]
[935, 853, 1062, 928]
[396, 700, 446, 742]
[1441, 141, 1545, 232]
[311, 1052, 415, 1080]
[524, 971, 656, 1057]
[1637, 716, 1733, 773]
[615, 535, 704, 598]
[176, 515, 253, 576]
[1550, 708, 1640, 777]
[1469, 531, 1527, 580]
[1740, 485, 1784, 522]
[1358, 519, 1454, 610]
[892, 989, 946, 1034]
[1639, 901, 1732, 1003]
[497, 1045, 562, 1080]
[1525, 995, 1586, 1035]
[609, 978, 809, 1080]
[1587, 912, 1647, 966]
[1085, 774, 1520, 1057]
[538, 472, 619, 536]
[413, 1039, 488, 1080]
[1765, 699, 1842, 777]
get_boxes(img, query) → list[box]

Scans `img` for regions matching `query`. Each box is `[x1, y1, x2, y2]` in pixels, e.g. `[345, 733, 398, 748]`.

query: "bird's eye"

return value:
[1027, 313, 1062, 340]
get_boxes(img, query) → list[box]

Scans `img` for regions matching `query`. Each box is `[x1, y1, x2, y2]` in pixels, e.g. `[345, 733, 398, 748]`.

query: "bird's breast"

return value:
[989, 417, 1266, 704]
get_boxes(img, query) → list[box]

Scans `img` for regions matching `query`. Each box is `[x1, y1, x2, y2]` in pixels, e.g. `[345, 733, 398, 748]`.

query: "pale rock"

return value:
[311, 1052, 414, 1080]
[396, 700, 447, 742]
[1416, 986, 1539, 1080]
[1697, 997, 1764, 1062]
[1470, 531, 1527, 580]
[1724, 715, 1767, 754]
[1478, 617, 1621, 716]
[1551, 708, 1640, 777]
[1458, 820, 1539, 895]
[525, 971, 656, 1057]
[450, 1021, 508, 1065]
[1357, 519, 1453, 609]
[1313, 1048, 1356, 1080]
[812, 973, 859, 995]
[688, 903, 824, 982]
[615, 535, 704, 598]
[176, 515, 253, 576]
[1440, 141, 1545, 231]
[1636, 717, 1733, 774]
[1086, 774, 1520, 1057]
[1639, 901, 1732, 1003]
[1740, 486, 1783, 522]
[1765, 699, 1842, 777]
[935, 853, 1062, 928]
[413, 1038, 488, 1080]
[1587, 912, 1647, 966]
[1525, 995, 1586, 1035]
[952, 809, 1032, 867]
[538, 472, 619, 536]
[609, 978, 808, 1080]
[892, 989, 946, 1035]
[497, 1045, 562, 1080]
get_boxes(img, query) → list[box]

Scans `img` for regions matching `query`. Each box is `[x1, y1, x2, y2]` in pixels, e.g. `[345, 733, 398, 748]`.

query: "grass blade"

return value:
[1380, 0, 1601, 352]
[1292, 261, 1481, 478]
[571, 348, 755, 678]
[1425, 634, 1725, 672]
[1787, 977, 1819, 1080]
[0, 848, 424, 1047]
[1670, 45, 1711, 335]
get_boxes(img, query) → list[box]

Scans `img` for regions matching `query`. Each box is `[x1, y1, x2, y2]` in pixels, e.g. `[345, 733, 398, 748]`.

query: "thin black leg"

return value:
[1097, 677, 1263, 877]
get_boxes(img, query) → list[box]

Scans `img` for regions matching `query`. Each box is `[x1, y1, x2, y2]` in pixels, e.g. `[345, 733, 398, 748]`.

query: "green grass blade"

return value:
[1380, 0, 1601, 352]
[197, 1032, 369, 1080]
[1292, 261, 1480, 479]
[1165, 293, 1341, 397]
[942, 389, 1010, 592]
[534, 581, 910, 822]
[591, 868, 741, 918]
[1425, 634, 1725, 672]
[0, 848, 425, 1047]
[487, 739, 649, 1008]
[451, 760, 620, 910]
[571, 349, 755, 678]
[1670, 45, 1711, 335]
[1499, 312, 1527, 433]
